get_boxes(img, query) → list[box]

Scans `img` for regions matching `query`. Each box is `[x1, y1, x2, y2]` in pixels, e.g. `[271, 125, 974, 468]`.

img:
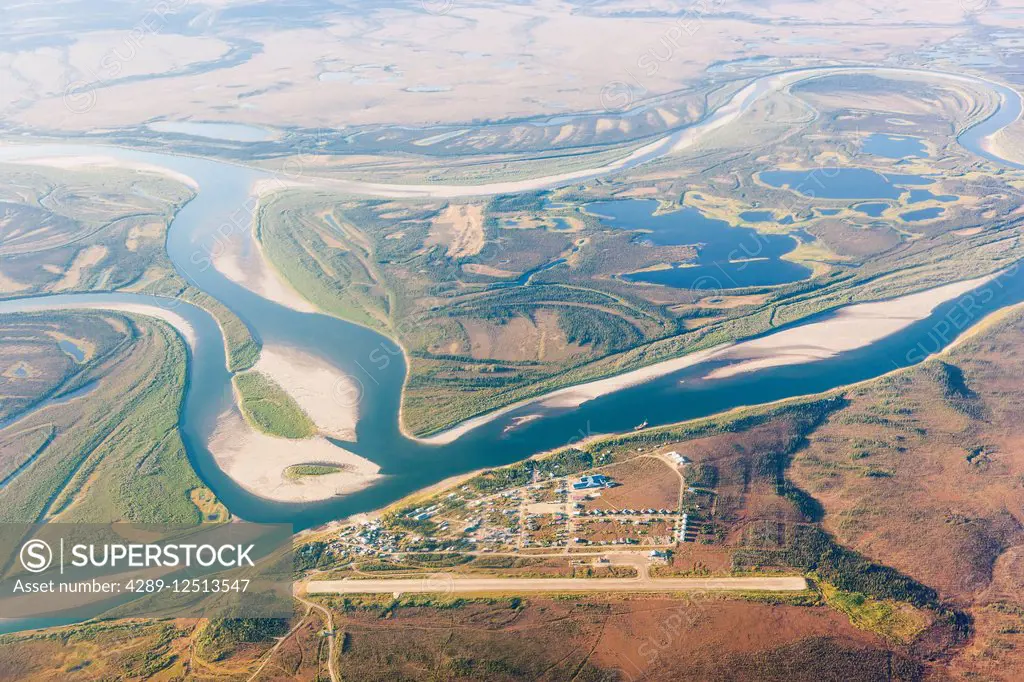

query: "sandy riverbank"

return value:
[985, 128, 1024, 168]
[415, 345, 731, 445]
[0, 299, 197, 347]
[11, 154, 199, 191]
[419, 271, 999, 444]
[209, 180, 320, 313]
[9, 299, 377, 503]
[252, 343, 360, 441]
[207, 409, 380, 504]
[213, 240, 318, 313]
[703, 273, 998, 379]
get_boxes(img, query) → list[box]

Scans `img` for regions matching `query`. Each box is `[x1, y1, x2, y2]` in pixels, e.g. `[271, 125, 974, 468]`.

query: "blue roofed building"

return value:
[572, 474, 611, 490]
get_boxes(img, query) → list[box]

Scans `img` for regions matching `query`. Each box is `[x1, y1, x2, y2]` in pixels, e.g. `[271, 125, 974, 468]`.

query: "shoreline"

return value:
[411, 344, 733, 446]
[206, 408, 380, 504]
[4, 153, 200, 192]
[702, 272, 999, 380]
[0, 297, 380, 504]
[320, 298, 1024, 538]
[413, 270, 1001, 445]
[251, 343, 360, 442]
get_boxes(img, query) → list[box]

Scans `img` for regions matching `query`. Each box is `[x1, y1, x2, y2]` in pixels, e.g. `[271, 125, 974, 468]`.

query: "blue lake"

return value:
[57, 339, 85, 363]
[862, 134, 927, 158]
[908, 189, 957, 204]
[901, 207, 946, 222]
[740, 210, 774, 222]
[586, 199, 811, 289]
[854, 202, 890, 217]
[759, 168, 932, 200]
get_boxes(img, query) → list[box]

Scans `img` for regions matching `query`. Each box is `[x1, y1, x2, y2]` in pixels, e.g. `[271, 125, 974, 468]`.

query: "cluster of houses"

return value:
[523, 512, 570, 547]
[573, 505, 675, 517]
[332, 454, 699, 558]
[573, 536, 644, 546]
[405, 504, 441, 522]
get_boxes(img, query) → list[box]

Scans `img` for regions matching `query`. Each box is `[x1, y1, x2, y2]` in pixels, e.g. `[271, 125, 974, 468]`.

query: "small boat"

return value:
[633, 420, 648, 431]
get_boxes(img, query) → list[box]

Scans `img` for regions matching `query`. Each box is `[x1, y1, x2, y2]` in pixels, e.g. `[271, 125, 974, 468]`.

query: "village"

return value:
[313, 446, 722, 573]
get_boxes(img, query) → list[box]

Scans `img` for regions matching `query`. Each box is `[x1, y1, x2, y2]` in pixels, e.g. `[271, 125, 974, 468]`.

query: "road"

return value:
[305, 575, 807, 596]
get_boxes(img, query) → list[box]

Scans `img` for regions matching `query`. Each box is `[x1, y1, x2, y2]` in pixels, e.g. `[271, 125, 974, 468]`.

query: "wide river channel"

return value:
[1, 65, 1023, 530]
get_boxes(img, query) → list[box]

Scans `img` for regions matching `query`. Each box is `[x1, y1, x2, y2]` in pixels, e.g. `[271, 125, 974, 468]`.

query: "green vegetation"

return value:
[254, 77, 1024, 438]
[257, 197, 390, 330]
[0, 312, 210, 524]
[285, 463, 346, 478]
[470, 448, 594, 494]
[295, 540, 333, 571]
[181, 288, 261, 371]
[232, 370, 317, 439]
[0, 163, 193, 300]
[735, 525, 939, 608]
[195, 618, 289, 662]
[819, 581, 929, 642]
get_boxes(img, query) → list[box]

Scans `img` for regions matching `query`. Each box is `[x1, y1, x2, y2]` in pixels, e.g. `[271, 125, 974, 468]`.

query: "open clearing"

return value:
[306, 575, 807, 595]
[428, 203, 485, 258]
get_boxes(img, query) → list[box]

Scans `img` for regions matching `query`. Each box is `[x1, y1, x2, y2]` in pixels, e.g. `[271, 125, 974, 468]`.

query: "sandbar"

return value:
[207, 409, 381, 504]
[420, 271, 1000, 444]
[253, 343, 360, 441]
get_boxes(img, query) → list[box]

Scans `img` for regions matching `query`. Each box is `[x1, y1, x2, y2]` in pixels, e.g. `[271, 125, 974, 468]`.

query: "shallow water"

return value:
[147, 120, 274, 143]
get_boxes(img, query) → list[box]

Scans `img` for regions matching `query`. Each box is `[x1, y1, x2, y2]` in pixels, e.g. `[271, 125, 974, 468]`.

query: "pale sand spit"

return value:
[415, 344, 731, 445]
[207, 409, 381, 504]
[13, 155, 199, 191]
[703, 273, 998, 380]
[0, 299, 197, 348]
[420, 271, 999, 444]
[253, 343, 360, 441]
[213, 240, 318, 314]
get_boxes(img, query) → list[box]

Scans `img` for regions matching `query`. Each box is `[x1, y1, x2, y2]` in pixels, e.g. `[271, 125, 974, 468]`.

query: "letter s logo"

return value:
[20, 539, 53, 573]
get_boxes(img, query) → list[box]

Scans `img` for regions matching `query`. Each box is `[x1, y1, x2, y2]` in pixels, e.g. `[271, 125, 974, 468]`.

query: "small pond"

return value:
[901, 207, 946, 222]
[147, 120, 274, 142]
[57, 339, 86, 363]
[861, 133, 927, 158]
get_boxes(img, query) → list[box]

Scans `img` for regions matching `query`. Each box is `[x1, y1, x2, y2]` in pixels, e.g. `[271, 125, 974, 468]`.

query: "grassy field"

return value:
[0, 595, 915, 682]
[232, 371, 317, 439]
[0, 163, 192, 298]
[0, 162, 262, 374]
[284, 463, 347, 478]
[790, 307, 1024, 678]
[0, 311, 212, 524]
[180, 287, 261, 371]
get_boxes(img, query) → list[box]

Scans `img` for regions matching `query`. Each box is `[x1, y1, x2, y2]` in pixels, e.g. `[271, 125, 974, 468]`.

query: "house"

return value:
[572, 474, 612, 490]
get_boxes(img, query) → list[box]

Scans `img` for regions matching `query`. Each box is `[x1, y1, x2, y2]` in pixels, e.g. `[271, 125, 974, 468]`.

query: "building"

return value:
[572, 474, 611, 490]
[665, 451, 690, 466]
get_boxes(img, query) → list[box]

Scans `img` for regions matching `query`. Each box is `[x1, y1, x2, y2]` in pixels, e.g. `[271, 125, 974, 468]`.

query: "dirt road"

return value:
[305, 575, 807, 596]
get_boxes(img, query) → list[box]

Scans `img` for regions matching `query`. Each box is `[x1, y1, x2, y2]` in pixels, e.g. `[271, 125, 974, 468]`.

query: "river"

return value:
[0, 65, 1022, 530]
